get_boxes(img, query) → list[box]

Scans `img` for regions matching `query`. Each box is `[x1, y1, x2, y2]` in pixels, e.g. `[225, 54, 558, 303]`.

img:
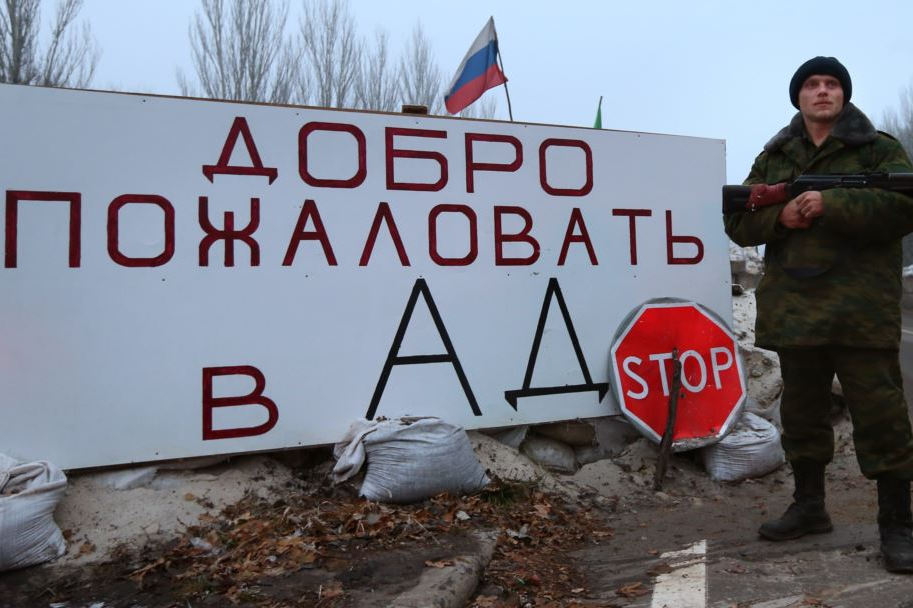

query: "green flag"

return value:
[594, 96, 603, 129]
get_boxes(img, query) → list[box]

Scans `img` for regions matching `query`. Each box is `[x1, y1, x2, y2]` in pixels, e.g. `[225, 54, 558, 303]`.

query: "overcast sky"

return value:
[78, 0, 913, 183]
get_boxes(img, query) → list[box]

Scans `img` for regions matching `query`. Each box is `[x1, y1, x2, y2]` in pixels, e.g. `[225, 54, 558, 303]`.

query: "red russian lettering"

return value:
[198, 197, 261, 267]
[666, 210, 704, 265]
[465, 133, 522, 193]
[494, 205, 540, 266]
[298, 122, 367, 188]
[202, 116, 278, 184]
[385, 127, 448, 191]
[557, 208, 597, 265]
[107, 195, 175, 267]
[612, 208, 652, 265]
[429, 204, 478, 266]
[282, 199, 337, 266]
[202, 365, 278, 440]
[359, 202, 410, 266]
[5, 190, 80, 268]
[539, 138, 593, 196]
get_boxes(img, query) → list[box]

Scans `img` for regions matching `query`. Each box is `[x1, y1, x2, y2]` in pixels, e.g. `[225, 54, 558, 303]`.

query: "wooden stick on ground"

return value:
[653, 348, 682, 491]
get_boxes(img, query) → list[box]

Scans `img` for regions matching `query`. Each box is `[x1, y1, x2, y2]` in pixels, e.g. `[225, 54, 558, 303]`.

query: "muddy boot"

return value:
[877, 478, 913, 573]
[759, 461, 833, 541]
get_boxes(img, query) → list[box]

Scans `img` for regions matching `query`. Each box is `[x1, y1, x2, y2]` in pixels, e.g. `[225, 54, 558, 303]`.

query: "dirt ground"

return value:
[0, 441, 615, 608]
[0, 405, 873, 608]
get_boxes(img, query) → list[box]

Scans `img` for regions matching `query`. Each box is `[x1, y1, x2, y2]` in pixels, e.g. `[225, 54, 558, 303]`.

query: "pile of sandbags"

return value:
[730, 243, 763, 290]
[498, 416, 640, 474]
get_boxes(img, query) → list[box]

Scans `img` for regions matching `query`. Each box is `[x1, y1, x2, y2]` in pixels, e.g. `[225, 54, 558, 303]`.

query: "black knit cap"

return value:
[789, 56, 851, 109]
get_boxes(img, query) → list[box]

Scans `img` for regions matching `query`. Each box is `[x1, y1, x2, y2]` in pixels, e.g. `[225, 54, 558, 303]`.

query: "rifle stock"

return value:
[721, 172, 913, 215]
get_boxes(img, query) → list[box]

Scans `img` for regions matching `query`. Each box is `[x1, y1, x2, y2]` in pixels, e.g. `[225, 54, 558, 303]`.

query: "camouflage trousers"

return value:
[777, 347, 913, 479]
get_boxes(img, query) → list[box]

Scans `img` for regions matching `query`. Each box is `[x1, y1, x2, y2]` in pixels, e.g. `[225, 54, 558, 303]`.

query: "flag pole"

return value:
[492, 20, 514, 122]
[498, 51, 514, 122]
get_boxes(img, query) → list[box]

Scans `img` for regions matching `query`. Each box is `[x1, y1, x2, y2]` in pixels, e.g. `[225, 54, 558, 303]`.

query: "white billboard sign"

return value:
[0, 84, 729, 469]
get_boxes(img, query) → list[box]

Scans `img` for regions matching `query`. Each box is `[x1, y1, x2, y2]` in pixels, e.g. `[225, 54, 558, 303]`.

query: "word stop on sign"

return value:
[609, 300, 747, 450]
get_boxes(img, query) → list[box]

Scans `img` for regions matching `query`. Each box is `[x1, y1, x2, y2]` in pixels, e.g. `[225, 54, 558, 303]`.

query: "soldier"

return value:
[725, 56, 913, 573]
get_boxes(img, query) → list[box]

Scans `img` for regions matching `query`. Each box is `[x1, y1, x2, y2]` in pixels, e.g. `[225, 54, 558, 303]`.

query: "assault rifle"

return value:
[721, 173, 913, 215]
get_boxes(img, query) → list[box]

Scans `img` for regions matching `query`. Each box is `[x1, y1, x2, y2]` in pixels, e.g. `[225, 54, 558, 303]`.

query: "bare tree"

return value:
[0, 0, 98, 87]
[179, 0, 299, 104]
[883, 84, 913, 157]
[459, 96, 499, 119]
[176, 0, 500, 119]
[354, 28, 398, 112]
[882, 81, 913, 265]
[398, 22, 442, 114]
[300, 0, 361, 108]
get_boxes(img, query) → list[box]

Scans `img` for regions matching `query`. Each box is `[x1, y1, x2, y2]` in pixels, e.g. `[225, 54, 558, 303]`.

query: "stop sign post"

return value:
[609, 300, 747, 451]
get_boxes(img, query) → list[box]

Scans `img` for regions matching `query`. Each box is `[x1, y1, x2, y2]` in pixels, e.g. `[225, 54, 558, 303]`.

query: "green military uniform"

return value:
[725, 102, 913, 479]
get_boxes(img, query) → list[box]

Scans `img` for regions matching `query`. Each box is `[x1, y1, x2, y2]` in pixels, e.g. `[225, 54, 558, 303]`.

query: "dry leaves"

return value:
[646, 563, 673, 576]
[77, 541, 95, 556]
[121, 476, 612, 607]
[318, 581, 343, 599]
[616, 581, 650, 598]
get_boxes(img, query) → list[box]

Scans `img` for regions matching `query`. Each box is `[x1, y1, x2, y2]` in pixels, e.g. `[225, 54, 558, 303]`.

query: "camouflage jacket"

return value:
[725, 103, 913, 349]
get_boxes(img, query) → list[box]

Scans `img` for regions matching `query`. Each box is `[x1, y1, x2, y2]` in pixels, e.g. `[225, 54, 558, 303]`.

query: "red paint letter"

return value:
[107, 195, 175, 267]
[5, 190, 81, 268]
[198, 197, 261, 267]
[429, 204, 478, 266]
[465, 133, 522, 193]
[360, 202, 410, 266]
[385, 127, 448, 191]
[557, 208, 597, 265]
[494, 205, 540, 266]
[202, 366, 278, 440]
[539, 138, 593, 196]
[613, 208, 652, 265]
[202, 117, 278, 184]
[283, 199, 337, 266]
[298, 122, 367, 188]
[666, 210, 704, 265]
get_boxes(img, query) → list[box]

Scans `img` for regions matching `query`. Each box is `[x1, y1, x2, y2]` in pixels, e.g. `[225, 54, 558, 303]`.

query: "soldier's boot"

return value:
[877, 478, 913, 573]
[759, 460, 833, 541]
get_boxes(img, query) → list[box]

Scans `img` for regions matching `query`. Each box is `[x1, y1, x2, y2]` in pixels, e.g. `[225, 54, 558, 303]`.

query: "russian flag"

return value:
[444, 17, 507, 115]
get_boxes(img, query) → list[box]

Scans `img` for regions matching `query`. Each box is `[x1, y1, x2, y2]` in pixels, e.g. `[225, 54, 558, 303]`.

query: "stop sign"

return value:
[609, 299, 746, 450]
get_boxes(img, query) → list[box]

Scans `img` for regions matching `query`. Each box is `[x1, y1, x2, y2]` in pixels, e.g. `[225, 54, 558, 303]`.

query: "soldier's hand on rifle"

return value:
[778, 196, 813, 229]
[794, 190, 824, 221]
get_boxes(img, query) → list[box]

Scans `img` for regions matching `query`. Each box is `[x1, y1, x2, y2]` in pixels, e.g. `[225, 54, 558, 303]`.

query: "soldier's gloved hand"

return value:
[748, 183, 789, 210]
[778, 198, 813, 229]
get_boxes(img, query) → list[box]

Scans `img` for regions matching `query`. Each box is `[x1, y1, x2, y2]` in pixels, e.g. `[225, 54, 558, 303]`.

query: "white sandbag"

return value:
[331, 418, 382, 483]
[0, 453, 68, 571]
[332, 418, 489, 503]
[92, 466, 159, 491]
[493, 425, 529, 449]
[533, 421, 595, 447]
[701, 413, 785, 482]
[88, 456, 230, 491]
[575, 416, 641, 464]
[574, 445, 604, 466]
[520, 436, 577, 473]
